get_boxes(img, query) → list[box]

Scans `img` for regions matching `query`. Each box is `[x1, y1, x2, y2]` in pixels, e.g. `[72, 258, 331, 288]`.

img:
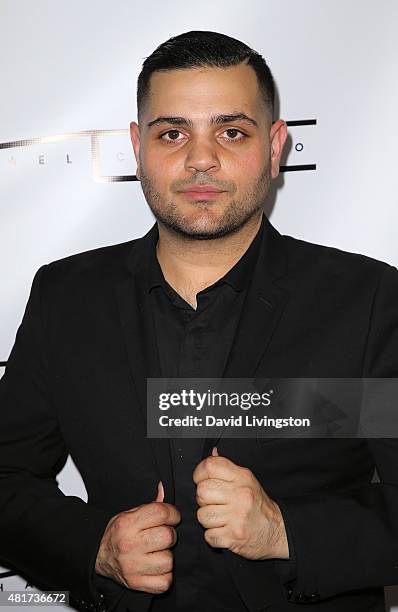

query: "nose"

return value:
[184, 136, 221, 174]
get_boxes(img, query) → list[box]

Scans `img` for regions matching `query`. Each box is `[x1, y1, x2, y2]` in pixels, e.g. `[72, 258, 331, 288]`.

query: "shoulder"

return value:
[279, 232, 396, 287]
[35, 238, 141, 300]
[46, 238, 137, 274]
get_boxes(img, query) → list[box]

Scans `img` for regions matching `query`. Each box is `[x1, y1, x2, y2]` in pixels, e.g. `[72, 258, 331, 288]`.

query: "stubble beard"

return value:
[139, 164, 271, 241]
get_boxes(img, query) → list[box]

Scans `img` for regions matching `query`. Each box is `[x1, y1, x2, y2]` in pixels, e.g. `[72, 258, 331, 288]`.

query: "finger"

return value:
[141, 549, 174, 576]
[203, 526, 230, 549]
[196, 478, 234, 506]
[154, 480, 164, 502]
[197, 504, 228, 529]
[140, 525, 177, 553]
[211, 446, 219, 456]
[136, 502, 181, 530]
[193, 454, 243, 485]
[128, 571, 173, 594]
[161, 504, 181, 526]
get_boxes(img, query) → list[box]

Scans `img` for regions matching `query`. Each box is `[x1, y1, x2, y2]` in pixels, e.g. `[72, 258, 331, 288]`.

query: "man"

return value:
[0, 30, 398, 612]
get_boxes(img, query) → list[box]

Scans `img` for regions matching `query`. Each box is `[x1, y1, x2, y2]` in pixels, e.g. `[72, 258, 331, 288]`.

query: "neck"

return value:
[156, 212, 263, 309]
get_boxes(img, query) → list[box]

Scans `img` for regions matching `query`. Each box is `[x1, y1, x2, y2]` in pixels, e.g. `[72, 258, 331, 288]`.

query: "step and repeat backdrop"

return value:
[1, 0, 397, 609]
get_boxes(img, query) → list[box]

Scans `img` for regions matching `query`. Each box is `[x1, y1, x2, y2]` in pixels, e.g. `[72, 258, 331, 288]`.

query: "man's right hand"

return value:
[95, 481, 181, 594]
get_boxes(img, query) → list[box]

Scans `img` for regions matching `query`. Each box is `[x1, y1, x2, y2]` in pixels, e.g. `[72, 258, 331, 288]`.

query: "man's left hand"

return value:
[193, 448, 289, 561]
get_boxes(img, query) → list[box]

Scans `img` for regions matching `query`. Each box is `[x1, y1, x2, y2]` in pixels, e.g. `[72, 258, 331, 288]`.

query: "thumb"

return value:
[155, 480, 164, 502]
[211, 446, 219, 457]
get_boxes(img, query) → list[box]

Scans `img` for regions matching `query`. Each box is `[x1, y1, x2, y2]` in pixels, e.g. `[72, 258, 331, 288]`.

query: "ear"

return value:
[269, 119, 288, 179]
[130, 121, 141, 180]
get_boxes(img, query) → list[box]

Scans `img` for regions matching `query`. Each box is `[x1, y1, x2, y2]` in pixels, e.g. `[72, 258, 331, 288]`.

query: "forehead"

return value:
[145, 63, 263, 119]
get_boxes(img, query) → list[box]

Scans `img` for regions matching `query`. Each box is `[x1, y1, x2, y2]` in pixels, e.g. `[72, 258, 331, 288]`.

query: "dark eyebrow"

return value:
[210, 113, 258, 127]
[147, 116, 193, 128]
[146, 113, 258, 129]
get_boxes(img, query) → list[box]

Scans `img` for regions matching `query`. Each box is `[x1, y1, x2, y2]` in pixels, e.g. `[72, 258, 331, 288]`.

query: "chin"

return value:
[153, 198, 256, 240]
[172, 215, 242, 240]
[181, 211, 225, 234]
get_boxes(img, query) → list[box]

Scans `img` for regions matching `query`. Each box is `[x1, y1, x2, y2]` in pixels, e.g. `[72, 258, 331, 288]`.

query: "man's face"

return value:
[130, 62, 287, 239]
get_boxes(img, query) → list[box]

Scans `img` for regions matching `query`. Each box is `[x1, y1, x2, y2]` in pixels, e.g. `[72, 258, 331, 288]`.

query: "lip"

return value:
[180, 186, 225, 193]
[179, 186, 227, 200]
[180, 190, 226, 200]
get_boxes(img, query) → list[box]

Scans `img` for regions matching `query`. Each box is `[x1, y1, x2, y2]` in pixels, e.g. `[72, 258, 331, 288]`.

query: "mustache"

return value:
[171, 175, 236, 193]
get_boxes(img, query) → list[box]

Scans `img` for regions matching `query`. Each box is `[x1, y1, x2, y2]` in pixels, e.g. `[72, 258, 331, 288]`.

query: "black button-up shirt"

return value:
[144, 219, 264, 612]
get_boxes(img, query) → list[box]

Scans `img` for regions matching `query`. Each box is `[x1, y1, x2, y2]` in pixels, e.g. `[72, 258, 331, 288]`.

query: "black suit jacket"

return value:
[1, 216, 398, 612]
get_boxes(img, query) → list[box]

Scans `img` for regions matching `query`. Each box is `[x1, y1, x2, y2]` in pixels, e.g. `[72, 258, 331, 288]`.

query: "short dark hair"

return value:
[137, 30, 275, 121]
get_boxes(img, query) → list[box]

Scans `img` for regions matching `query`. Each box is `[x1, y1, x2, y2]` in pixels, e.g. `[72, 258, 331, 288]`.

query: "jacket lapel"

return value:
[202, 216, 292, 457]
[115, 223, 175, 504]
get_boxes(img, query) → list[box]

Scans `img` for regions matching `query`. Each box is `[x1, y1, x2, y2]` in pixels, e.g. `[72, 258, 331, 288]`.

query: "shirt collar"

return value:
[147, 214, 266, 294]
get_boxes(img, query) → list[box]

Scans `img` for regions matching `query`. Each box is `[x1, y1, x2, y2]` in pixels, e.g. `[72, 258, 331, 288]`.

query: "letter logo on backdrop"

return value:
[0, 120, 317, 183]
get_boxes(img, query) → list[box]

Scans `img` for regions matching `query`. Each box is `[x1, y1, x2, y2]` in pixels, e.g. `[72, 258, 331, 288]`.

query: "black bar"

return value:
[280, 164, 317, 172]
[102, 175, 138, 182]
[286, 119, 317, 126]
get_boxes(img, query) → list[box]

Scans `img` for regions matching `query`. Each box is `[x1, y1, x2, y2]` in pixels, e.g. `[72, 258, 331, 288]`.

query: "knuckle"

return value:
[143, 502, 170, 525]
[205, 508, 217, 522]
[241, 466, 253, 480]
[115, 538, 133, 555]
[113, 513, 129, 534]
[171, 505, 182, 522]
[205, 530, 222, 547]
[218, 456, 228, 466]
[147, 501, 162, 514]
[119, 557, 142, 583]
[141, 529, 154, 547]
[196, 484, 206, 505]
[234, 524, 247, 541]
[241, 485, 255, 502]
[156, 525, 173, 548]
[125, 573, 142, 590]
[156, 503, 170, 523]
[157, 573, 173, 592]
[196, 481, 205, 497]
[203, 457, 214, 472]
[158, 550, 173, 573]
[143, 525, 175, 549]
[163, 526, 176, 547]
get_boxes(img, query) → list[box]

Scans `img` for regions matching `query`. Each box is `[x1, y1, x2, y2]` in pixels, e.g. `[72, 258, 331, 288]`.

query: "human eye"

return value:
[220, 128, 247, 142]
[160, 129, 186, 144]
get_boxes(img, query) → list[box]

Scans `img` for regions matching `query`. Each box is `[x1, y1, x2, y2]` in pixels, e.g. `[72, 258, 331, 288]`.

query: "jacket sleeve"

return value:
[275, 265, 398, 604]
[0, 266, 115, 611]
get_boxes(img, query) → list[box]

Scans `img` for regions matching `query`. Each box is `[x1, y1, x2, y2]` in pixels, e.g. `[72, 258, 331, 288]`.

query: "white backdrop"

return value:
[1, 0, 397, 609]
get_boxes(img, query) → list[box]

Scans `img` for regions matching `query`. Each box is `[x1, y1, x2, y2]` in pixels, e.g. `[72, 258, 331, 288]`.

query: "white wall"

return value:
[1, 0, 397, 609]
